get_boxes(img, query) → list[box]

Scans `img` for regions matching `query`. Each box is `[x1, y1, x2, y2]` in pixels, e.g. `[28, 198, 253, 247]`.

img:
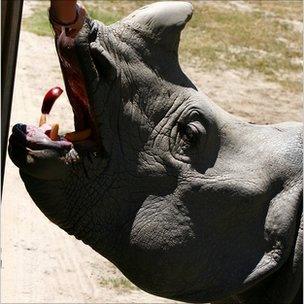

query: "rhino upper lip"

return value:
[37, 24, 101, 147]
[64, 76, 98, 144]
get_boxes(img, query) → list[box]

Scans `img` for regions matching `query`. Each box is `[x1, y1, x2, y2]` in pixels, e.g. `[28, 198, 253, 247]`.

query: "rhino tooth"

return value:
[50, 123, 59, 141]
[64, 129, 91, 142]
[39, 114, 47, 127]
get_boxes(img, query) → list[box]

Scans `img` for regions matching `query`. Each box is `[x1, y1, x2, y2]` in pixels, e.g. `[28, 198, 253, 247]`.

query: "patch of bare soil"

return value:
[183, 65, 301, 124]
[1, 2, 301, 304]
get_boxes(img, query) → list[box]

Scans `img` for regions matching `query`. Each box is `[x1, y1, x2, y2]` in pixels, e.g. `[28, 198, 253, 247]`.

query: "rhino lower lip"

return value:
[26, 137, 72, 152]
[11, 123, 72, 152]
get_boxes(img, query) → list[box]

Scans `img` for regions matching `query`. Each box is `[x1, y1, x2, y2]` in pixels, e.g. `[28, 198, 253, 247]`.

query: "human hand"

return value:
[50, 0, 77, 25]
[49, 0, 86, 38]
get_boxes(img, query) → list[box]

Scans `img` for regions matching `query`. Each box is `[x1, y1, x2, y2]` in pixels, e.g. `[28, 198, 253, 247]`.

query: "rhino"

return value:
[8, 2, 302, 303]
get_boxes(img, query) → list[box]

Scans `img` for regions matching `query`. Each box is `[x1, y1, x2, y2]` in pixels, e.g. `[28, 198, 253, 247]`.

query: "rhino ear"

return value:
[122, 1, 193, 53]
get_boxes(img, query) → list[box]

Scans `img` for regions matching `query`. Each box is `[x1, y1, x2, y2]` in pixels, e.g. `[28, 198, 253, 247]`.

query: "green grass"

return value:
[179, 2, 302, 91]
[249, 1, 303, 21]
[99, 277, 138, 291]
[86, 8, 121, 25]
[23, 6, 53, 36]
[22, 1, 302, 93]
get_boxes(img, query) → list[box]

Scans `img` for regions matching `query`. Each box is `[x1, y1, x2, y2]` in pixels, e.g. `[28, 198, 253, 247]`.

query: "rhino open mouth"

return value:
[9, 75, 99, 170]
[9, 23, 102, 168]
[10, 83, 96, 153]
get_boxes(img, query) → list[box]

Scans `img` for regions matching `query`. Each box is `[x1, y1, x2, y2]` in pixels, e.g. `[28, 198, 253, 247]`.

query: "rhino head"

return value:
[8, 2, 302, 303]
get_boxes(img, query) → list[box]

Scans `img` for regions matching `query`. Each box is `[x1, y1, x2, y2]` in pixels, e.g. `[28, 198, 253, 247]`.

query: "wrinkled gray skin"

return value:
[8, 2, 303, 303]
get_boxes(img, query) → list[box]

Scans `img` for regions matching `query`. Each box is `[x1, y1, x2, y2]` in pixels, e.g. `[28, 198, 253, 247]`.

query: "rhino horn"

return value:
[122, 1, 193, 53]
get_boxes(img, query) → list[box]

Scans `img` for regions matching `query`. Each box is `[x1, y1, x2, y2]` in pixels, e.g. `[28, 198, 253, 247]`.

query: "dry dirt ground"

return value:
[1, 1, 302, 303]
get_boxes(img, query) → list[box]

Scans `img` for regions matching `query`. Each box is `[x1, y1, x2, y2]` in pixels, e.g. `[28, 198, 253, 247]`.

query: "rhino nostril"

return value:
[12, 123, 27, 135]
[10, 124, 27, 149]
[88, 22, 98, 42]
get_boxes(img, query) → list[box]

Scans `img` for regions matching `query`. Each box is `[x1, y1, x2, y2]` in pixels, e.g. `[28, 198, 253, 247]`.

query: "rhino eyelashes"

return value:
[178, 121, 203, 146]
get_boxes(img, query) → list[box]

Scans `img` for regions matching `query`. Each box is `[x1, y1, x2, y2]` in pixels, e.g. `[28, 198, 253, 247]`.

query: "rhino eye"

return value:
[180, 121, 204, 144]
